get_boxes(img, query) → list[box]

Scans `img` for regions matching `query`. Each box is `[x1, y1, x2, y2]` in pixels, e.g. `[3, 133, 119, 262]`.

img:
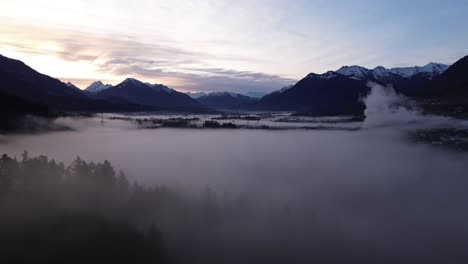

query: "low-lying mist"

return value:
[2, 84, 468, 263]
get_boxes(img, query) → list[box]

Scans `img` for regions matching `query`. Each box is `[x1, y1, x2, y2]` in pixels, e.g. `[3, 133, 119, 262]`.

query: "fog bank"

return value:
[2, 84, 468, 262]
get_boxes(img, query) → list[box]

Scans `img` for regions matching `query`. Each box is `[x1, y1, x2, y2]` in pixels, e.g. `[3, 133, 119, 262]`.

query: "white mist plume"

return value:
[361, 82, 468, 129]
[362, 82, 423, 128]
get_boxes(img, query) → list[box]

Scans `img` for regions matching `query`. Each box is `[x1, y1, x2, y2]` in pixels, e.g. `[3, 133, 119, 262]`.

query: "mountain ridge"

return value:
[94, 78, 201, 109]
[196, 92, 258, 109]
[248, 60, 458, 115]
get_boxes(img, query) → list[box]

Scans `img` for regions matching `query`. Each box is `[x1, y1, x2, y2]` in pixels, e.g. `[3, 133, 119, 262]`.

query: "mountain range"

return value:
[91, 78, 200, 109]
[1, 53, 468, 117]
[0, 54, 210, 114]
[248, 60, 468, 116]
[196, 92, 258, 109]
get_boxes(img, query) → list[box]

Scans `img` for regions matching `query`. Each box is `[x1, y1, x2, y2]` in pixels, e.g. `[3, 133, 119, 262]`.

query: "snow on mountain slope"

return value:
[334, 63, 449, 81]
[390, 63, 449, 78]
[336, 66, 371, 79]
[85, 81, 113, 93]
[146, 83, 175, 93]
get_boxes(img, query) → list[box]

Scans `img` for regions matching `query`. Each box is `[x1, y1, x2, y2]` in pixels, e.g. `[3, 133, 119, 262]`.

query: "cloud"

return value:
[0, 19, 296, 93]
[100, 59, 295, 94]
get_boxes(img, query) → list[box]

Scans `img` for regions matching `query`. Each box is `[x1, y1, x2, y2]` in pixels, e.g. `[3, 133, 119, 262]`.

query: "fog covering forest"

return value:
[0, 153, 166, 263]
[2, 146, 468, 264]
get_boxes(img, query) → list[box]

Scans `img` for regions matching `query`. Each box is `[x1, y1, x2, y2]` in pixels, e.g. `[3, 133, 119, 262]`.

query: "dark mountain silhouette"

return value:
[0, 55, 149, 113]
[65, 82, 83, 92]
[417, 55, 468, 117]
[0, 55, 209, 116]
[429, 55, 468, 96]
[196, 92, 258, 109]
[0, 90, 52, 131]
[95, 78, 201, 108]
[252, 73, 369, 115]
[0, 54, 91, 110]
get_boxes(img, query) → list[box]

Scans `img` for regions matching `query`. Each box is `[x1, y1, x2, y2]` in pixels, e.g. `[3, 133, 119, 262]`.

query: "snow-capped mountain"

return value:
[85, 81, 113, 93]
[390, 62, 449, 78]
[335, 63, 449, 81]
[335, 66, 370, 80]
[250, 61, 453, 115]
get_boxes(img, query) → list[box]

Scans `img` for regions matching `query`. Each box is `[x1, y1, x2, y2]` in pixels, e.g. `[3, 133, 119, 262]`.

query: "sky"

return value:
[1, 0, 468, 94]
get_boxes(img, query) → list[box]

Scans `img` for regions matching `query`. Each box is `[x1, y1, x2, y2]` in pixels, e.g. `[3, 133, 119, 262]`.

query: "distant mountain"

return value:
[250, 62, 451, 115]
[95, 78, 200, 109]
[85, 81, 113, 93]
[389, 63, 449, 78]
[186, 92, 208, 99]
[336, 63, 449, 81]
[244, 91, 267, 98]
[65, 82, 82, 92]
[196, 92, 258, 109]
[2, 52, 464, 117]
[188, 91, 266, 100]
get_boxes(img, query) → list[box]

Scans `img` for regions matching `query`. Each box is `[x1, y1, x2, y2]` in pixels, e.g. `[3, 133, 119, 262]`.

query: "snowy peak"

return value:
[415, 62, 449, 75]
[336, 66, 371, 79]
[372, 66, 394, 80]
[333, 63, 449, 81]
[336, 65, 394, 80]
[389, 63, 449, 78]
[85, 81, 113, 93]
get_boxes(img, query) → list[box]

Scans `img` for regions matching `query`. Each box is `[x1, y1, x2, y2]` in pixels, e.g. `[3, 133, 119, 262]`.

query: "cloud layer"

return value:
[0, 19, 295, 94]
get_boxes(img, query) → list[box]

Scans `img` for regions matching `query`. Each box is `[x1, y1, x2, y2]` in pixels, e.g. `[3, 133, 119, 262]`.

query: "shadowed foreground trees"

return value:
[0, 152, 167, 264]
[3, 152, 468, 264]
